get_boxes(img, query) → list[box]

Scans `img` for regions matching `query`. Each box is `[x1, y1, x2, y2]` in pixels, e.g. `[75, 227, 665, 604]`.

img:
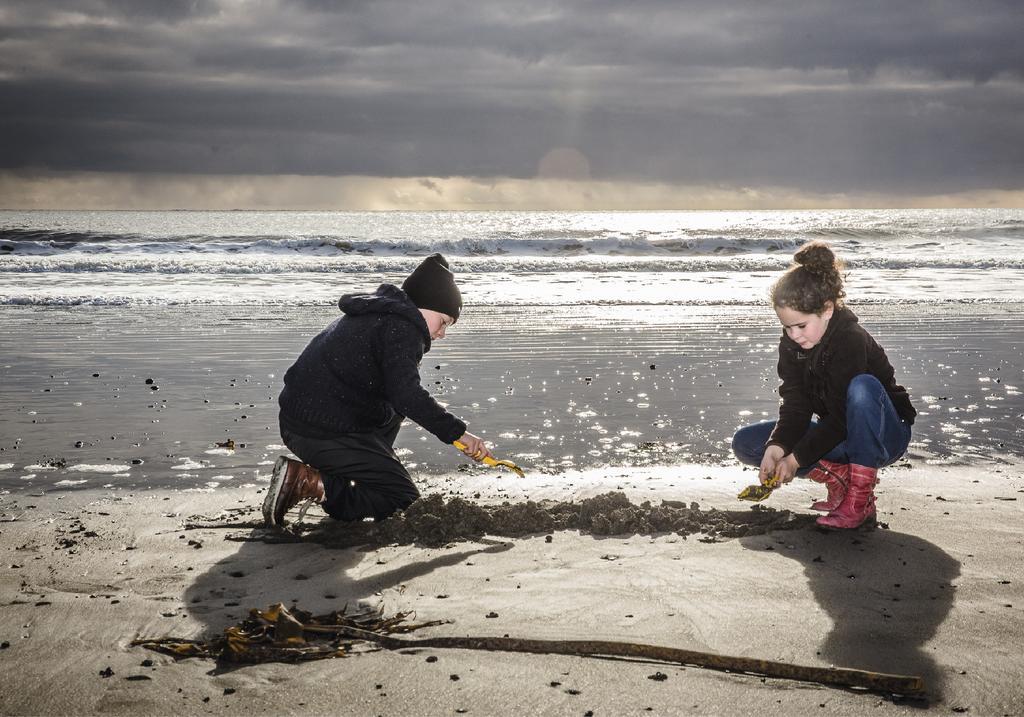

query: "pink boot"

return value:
[816, 464, 877, 529]
[806, 460, 849, 512]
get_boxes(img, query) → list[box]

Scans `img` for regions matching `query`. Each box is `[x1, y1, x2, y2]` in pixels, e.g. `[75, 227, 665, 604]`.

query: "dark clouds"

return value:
[1, 0, 1023, 195]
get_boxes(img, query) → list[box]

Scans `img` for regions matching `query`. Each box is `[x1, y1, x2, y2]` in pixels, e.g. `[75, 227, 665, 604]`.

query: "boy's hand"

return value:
[457, 432, 493, 462]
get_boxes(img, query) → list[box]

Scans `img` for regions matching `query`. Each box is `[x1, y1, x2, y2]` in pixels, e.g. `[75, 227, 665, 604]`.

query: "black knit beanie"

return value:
[401, 253, 462, 321]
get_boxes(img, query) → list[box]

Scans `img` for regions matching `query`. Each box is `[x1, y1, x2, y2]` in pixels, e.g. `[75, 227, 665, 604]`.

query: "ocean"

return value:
[1, 209, 1023, 491]
[2, 208, 1024, 306]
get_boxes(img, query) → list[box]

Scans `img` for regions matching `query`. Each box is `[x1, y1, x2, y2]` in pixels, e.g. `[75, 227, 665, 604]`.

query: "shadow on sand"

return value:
[739, 524, 960, 702]
[182, 526, 512, 644]
[178, 493, 957, 699]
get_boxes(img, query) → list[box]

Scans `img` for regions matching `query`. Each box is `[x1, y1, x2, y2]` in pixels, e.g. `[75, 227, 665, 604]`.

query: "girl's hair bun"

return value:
[794, 241, 836, 276]
[770, 240, 846, 313]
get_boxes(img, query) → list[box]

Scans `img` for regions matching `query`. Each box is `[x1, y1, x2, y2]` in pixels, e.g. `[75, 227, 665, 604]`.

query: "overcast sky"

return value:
[1, 0, 1023, 208]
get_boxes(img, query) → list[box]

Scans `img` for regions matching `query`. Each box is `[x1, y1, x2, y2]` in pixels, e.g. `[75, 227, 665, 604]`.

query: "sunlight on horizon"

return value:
[2, 171, 1023, 211]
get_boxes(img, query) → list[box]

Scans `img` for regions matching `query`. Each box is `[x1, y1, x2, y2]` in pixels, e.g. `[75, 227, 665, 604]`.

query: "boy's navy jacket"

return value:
[278, 284, 466, 443]
[768, 307, 916, 467]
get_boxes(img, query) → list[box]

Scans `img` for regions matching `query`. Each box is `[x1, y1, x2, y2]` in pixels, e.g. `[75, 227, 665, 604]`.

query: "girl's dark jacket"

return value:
[278, 284, 466, 443]
[768, 306, 915, 467]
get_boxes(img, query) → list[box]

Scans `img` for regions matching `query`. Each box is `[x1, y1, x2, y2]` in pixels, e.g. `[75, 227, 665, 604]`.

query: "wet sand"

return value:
[2, 303, 1023, 494]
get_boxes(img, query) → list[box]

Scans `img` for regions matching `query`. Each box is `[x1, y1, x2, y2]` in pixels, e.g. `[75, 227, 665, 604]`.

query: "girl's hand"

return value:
[457, 432, 494, 462]
[774, 454, 800, 484]
[760, 445, 785, 485]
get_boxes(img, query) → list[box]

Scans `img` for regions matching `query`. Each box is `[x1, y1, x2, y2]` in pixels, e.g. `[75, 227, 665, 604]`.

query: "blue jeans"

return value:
[732, 374, 912, 471]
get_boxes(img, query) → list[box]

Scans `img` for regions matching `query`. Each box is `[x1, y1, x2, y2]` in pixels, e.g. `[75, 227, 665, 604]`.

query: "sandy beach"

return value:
[1, 462, 1022, 715]
[1, 302, 1022, 715]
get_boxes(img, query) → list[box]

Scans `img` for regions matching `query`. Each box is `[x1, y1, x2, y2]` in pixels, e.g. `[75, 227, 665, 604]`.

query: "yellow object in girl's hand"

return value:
[737, 474, 781, 502]
[453, 440, 526, 478]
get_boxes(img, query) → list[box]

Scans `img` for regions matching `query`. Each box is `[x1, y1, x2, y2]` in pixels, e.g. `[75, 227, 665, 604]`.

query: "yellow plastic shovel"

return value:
[453, 440, 526, 478]
[737, 474, 781, 502]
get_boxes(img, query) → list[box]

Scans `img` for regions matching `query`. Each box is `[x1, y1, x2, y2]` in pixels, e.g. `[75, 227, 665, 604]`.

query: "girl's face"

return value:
[774, 303, 834, 350]
[420, 309, 456, 340]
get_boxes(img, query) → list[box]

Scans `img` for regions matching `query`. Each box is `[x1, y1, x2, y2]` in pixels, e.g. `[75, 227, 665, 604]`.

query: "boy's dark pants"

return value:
[280, 415, 419, 522]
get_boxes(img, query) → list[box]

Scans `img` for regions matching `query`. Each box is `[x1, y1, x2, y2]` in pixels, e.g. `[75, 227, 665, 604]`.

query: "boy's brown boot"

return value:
[806, 459, 849, 511]
[262, 456, 325, 528]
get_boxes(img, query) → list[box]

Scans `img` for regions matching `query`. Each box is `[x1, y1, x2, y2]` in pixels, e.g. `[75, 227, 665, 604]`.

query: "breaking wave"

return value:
[2, 254, 1024, 275]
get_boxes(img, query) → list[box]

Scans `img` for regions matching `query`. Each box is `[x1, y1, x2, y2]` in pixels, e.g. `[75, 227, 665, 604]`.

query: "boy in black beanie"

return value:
[264, 253, 493, 527]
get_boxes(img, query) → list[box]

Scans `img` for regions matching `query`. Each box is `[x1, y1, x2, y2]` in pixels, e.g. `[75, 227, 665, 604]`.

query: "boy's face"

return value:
[420, 309, 456, 340]
[775, 302, 833, 350]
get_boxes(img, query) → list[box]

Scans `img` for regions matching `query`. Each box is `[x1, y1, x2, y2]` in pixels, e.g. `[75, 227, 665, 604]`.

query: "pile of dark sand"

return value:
[295, 491, 817, 549]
